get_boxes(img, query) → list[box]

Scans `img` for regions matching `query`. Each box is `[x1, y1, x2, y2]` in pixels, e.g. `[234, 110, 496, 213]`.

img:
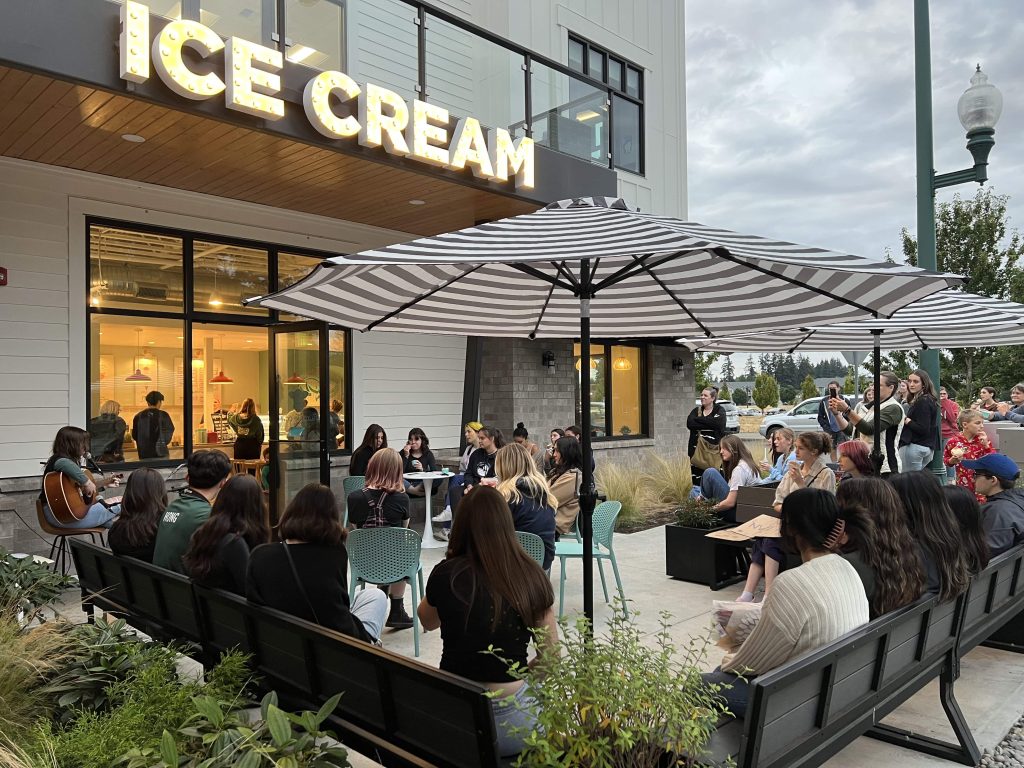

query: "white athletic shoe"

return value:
[433, 507, 453, 522]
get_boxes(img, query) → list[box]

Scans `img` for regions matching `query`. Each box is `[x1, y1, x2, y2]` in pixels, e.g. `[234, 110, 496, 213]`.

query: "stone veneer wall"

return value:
[478, 339, 695, 465]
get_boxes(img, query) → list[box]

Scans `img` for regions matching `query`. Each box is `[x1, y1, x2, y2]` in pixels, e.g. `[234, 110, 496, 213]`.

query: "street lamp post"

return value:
[914, 0, 1002, 481]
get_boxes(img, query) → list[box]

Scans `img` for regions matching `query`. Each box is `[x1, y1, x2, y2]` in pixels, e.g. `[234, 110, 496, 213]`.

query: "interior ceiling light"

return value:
[209, 333, 233, 383]
[285, 372, 305, 384]
[126, 327, 152, 382]
[575, 358, 599, 371]
[612, 356, 633, 371]
[121, 133, 146, 143]
[408, 199, 426, 206]
[286, 45, 319, 64]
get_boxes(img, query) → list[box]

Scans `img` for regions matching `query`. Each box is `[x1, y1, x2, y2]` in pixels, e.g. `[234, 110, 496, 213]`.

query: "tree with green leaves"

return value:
[800, 374, 819, 401]
[780, 384, 798, 404]
[743, 356, 757, 380]
[694, 352, 720, 391]
[752, 373, 779, 412]
[844, 369, 858, 396]
[721, 356, 736, 382]
[719, 383, 731, 401]
[733, 389, 749, 405]
[901, 188, 1023, 397]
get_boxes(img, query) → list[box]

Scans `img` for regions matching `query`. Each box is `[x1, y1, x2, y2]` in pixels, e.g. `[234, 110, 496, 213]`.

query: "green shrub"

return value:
[0, 551, 74, 625]
[643, 452, 694, 507]
[595, 460, 654, 528]
[505, 609, 729, 767]
[674, 497, 722, 529]
[0, 615, 72, 748]
[45, 650, 250, 768]
[596, 453, 694, 531]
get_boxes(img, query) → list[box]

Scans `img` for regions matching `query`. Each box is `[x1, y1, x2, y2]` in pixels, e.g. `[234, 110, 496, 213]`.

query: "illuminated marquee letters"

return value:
[119, 3, 535, 189]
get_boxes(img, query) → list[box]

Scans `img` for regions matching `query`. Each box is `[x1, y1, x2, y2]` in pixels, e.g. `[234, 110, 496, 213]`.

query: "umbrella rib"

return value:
[509, 263, 578, 294]
[365, 264, 483, 332]
[710, 247, 880, 317]
[531, 281, 557, 338]
[592, 254, 654, 293]
[788, 329, 816, 354]
[633, 255, 713, 338]
[552, 261, 580, 291]
[912, 329, 929, 349]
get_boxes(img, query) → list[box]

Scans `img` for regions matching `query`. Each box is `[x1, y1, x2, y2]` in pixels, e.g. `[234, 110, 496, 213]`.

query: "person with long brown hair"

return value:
[898, 369, 940, 472]
[703, 488, 869, 718]
[247, 482, 387, 642]
[546, 436, 583, 536]
[346, 448, 413, 630]
[495, 442, 558, 570]
[228, 397, 264, 460]
[39, 426, 120, 530]
[942, 485, 991, 574]
[418, 485, 558, 757]
[830, 370, 904, 474]
[349, 424, 387, 476]
[464, 426, 505, 489]
[691, 434, 758, 523]
[108, 467, 167, 561]
[835, 477, 926, 618]
[888, 472, 971, 602]
[184, 474, 270, 595]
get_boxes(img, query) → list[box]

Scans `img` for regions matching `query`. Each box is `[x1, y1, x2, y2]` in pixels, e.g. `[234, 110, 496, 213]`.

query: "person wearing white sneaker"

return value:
[436, 421, 483, 525]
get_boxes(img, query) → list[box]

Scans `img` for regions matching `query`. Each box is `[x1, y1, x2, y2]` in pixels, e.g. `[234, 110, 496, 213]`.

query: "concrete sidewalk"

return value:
[369, 521, 1024, 767]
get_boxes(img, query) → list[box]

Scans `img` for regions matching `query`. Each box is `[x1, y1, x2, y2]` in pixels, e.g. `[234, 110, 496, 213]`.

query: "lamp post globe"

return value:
[957, 65, 1002, 177]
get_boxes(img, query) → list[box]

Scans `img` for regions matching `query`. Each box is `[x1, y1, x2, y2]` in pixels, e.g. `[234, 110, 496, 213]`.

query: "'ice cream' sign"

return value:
[119, 0, 535, 189]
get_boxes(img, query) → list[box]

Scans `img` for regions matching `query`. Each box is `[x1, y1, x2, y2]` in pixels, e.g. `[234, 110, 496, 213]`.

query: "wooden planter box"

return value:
[665, 523, 746, 590]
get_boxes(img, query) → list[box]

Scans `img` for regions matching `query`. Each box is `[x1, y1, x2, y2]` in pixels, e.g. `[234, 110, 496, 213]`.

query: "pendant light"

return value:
[126, 328, 152, 382]
[209, 333, 233, 383]
[574, 358, 599, 371]
[285, 372, 305, 383]
[208, 267, 223, 307]
[612, 355, 633, 372]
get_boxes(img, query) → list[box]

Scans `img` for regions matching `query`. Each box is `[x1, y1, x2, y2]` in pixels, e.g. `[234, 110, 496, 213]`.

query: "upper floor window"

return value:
[568, 34, 644, 175]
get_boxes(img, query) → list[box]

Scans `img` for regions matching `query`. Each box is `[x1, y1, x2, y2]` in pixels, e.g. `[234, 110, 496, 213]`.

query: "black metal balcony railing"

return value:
[134, 0, 637, 170]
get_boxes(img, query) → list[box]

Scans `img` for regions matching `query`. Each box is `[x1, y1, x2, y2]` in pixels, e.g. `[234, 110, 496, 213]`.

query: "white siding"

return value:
[351, 331, 467, 451]
[0, 157, 425, 478]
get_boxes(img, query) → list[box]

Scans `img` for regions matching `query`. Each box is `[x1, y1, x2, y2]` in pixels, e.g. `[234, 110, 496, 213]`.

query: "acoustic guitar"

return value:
[43, 469, 122, 525]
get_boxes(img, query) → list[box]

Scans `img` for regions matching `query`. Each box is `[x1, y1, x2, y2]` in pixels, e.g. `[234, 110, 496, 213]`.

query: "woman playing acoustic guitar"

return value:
[40, 426, 121, 529]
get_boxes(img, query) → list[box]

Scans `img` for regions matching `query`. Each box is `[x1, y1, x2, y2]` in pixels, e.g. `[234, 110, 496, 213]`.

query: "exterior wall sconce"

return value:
[671, 358, 684, 374]
[541, 350, 556, 372]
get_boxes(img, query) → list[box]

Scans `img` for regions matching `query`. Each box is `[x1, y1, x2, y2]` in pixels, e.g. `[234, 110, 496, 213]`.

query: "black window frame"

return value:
[574, 341, 649, 441]
[85, 216, 352, 470]
[567, 33, 645, 175]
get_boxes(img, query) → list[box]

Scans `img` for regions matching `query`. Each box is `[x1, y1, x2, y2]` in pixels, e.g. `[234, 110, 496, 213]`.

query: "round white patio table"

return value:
[404, 471, 450, 549]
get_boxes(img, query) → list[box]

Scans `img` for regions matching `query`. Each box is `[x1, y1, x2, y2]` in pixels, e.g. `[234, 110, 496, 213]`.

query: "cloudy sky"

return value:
[684, 0, 1024, 370]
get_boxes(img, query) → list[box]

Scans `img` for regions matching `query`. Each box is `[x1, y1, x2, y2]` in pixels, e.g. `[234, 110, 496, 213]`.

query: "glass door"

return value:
[269, 323, 330, 521]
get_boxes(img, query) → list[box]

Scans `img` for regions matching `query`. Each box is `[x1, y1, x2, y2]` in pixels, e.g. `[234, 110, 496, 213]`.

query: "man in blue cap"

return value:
[962, 453, 1024, 557]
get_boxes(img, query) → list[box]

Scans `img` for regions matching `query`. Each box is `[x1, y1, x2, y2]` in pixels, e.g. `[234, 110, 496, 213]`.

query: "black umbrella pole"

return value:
[871, 331, 884, 475]
[579, 295, 596, 629]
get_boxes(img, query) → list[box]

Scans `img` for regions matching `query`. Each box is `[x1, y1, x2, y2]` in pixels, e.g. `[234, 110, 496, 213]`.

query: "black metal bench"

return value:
[69, 539, 506, 768]
[703, 543, 1024, 768]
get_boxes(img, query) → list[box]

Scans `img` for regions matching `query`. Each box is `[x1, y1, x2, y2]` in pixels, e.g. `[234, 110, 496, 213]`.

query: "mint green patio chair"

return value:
[515, 530, 546, 567]
[555, 500, 626, 618]
[342, 475, 366, 528]
[347, 526, 424, 656]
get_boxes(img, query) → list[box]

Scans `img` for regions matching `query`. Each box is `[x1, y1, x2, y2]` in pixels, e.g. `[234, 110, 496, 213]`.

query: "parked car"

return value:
[696, 399, 740, 433]
[759, 397, 824, 438]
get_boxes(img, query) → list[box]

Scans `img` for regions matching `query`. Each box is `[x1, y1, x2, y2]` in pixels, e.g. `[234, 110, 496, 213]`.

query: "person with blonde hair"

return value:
[944, 409, 995, 500]
[229, 397, 264, 460]
[88, 399, 128, 462]
[346, 448, 413, 629]
[494, 442, 557, 570]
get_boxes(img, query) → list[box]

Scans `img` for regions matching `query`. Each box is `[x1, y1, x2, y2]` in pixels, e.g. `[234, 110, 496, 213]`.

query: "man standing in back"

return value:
[152, 450, 231, 573]
[962, 453, 1024, 557]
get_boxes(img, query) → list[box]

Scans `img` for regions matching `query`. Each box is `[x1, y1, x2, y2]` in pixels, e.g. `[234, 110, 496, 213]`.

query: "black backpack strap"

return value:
[281, 542, 320, 625]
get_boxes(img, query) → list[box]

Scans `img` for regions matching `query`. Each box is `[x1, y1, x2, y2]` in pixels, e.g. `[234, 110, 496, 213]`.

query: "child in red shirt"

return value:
[943, 409, 995, 501]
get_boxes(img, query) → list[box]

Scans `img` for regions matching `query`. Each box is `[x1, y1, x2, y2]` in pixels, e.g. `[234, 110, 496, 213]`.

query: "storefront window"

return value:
[193, 240, 268, 316]
[284, 0, 344, 71]
[86, 219, 347, 470]
[89, 315, 185, 463]
[199, 0, 273, 44]
[530, 61, 608, 166]
[574, 342, 646, 439]
[191, 324, 270, 460]
[89, 225, 183, 312]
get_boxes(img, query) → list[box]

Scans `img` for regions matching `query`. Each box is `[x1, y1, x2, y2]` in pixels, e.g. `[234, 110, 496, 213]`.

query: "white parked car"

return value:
[697, 399, 740, 433]
[759, 397, 824, 438]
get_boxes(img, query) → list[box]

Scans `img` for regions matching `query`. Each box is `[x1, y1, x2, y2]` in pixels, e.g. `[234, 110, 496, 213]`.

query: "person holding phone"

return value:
[817, 380, 850, 459]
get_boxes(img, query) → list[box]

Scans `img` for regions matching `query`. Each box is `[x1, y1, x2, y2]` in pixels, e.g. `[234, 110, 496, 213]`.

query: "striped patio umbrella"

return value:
[248, 196, 961, 621]
[679, 290, 1024, 473]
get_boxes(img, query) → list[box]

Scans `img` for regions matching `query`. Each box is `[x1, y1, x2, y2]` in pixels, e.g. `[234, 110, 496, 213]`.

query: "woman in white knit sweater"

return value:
[703, 488, 870, 717]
